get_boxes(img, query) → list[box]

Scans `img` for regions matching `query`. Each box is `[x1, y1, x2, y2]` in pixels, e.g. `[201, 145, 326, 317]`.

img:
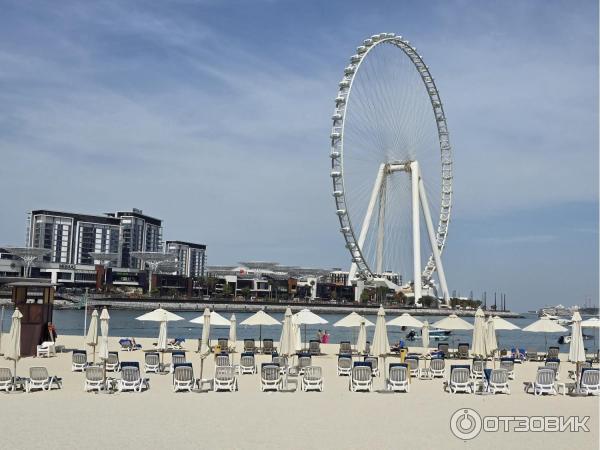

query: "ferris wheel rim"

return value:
[330, 32, 453, 282]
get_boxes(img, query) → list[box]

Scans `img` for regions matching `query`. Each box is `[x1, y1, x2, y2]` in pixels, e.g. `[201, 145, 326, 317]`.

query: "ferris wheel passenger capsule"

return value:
[339, 80, 350, 88]
[330, 171, 341, 178]
[330, 151, 341, 158]
[363, 39, 373, 46]
[333, 190, 343, 197]
[331, 113, 343, 121]
[356, 46, 367, 54]
[335, 95, 346, 104]
[336, 209, 347, 216]
[350, 55, 361, 63]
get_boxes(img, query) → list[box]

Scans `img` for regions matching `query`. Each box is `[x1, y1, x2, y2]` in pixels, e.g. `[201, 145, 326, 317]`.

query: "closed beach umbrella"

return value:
[422, 321, 430, 352]
[387, 313, 424, 328]
[486, 316, 498, 365]
[356, 320, 367, 355]
[471, 308, 487, 359]
[4, 308, 22, 382]
[568, 310, 585, 370]
[279, 308, 295, 357]
[86, 310, 99, 363]
[98, 308, 110, 383]
[432, 314, 474, 330]
[333, 312, 374, 328]
[522, 316, 567, 350]
[372, 306, 390, 381]
[240, 310, 280, 346]
[229, 314, 237, 349]
[199, 308, 211, 384]
[98, 308, 110, 362]
[491, 316, 520, 331]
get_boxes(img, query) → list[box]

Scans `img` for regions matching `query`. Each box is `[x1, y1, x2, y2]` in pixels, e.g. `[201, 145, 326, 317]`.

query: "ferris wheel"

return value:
[329, 33, 453, 304]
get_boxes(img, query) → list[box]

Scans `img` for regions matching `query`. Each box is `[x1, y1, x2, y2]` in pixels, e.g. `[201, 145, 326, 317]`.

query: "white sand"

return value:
[0, 334, 598, 450]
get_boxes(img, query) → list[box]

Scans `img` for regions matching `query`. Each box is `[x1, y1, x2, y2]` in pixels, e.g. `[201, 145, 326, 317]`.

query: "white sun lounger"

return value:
[302, 366, 323, 392]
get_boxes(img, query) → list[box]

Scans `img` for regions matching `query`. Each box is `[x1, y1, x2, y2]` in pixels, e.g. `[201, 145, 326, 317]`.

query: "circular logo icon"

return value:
[450, 408, 482, 440]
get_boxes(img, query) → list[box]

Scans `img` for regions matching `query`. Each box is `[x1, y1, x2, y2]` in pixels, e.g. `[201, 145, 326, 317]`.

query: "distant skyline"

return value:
[0, 0, 598, 310]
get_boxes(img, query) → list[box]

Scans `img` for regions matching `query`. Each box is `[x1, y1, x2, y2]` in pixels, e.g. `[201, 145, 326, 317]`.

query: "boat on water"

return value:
[558, 334, 594, 344]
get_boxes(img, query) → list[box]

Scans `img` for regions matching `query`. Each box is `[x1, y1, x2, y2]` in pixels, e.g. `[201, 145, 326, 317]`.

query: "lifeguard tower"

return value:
[9, 282, 56, 357]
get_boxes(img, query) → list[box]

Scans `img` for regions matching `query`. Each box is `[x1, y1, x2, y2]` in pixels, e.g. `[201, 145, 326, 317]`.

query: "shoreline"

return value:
[0, 297, 524, 317]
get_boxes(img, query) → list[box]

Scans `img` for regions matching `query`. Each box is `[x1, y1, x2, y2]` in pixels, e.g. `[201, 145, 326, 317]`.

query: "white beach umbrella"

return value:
[199, 308, 211, 385]
[387, 312, 424, 328]
[98, 308, 110, 383]
[137, 308, 184, 371]
[191, 311, 230, 326]
[356, 320, 367, 354]
[333, 312, 374, 328]
[293, 322, 302, 352]
[293, 309, 328, 348]
[372, 306, 390, 381]
[432, 314, 474, 330]
[136, 308, 185, 322]
[98, 308, 110, 362]
[491, 316, 520, 331]
[581, 317, 600, 328]
[86, 310, 99, 363]
[229, 314, 237, 348]
[568, 310, 585, 365]
[422, 321, 430, 352]
[279, 308, 295, 357]
[522, 316, 567, 350]
[240, 310, 280, 345]
[486, 316, 498, 364]
[471, 308, 487, 359]
[4, 308, 22, 382]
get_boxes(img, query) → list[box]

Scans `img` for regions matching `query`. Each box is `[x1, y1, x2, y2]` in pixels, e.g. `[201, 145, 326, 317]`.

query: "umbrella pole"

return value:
[13, 359, 17, 385]
[200, 357, 205, 390]
[259, 325, 262, 351]
[0, 305, 4, 355]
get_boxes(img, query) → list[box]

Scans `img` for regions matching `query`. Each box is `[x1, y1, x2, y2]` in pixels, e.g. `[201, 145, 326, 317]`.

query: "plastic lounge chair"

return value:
[26, 367, 62, 393]
[36, 341, 56, 358]
[387, 363, 410, 392]
[430, 357, 446, 378]
[339, 341, 352, 354]
[244, 339, 256, 354]
[144, 352, 160, 374]
[172, 363, 195, 392]
[364, 356, 379, 377]
[214, 366, 238, 392]
[168, 337, 185, 350]
[106, 352, 120, 372]
[84, 366, 106, 392]
[119, 338, 141, 351]
[215, 354, 230, 368]
[297, 354, 312, 375]
[405, 357, 419, 377]
[0, 368, 15, 392]
[119, 363, 148, 392]
[302, 366, 323, 392]
[337, 355, 352, 376]
[309, 340, 321, 356]
[350, 363, 373, 392]
[579, 368, 600, 396]
[262, 339, 275, 354]
[444, 365, 472, 393]
[546, 346, 560, 360]
[239, 353, 256, 375]
[499, 358, 515, 380]
[544, 358, 560, 380]
[261, 364, 282, 392]
[471, 359, 486, 379]
[456, 343, 470, 359]
[71, 350, 88, 372]
[526, 348, 540, 362]
[486, 368, 510, 394]
[437, 343, 449, 358]
[526, 367, 557, 396]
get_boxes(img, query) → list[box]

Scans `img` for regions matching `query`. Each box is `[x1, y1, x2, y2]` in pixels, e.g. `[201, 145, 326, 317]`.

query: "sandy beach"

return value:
[0, 334, 598, 450]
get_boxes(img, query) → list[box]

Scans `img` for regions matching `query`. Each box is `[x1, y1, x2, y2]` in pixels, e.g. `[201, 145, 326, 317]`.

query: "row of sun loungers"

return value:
[0, 367, 62, 393]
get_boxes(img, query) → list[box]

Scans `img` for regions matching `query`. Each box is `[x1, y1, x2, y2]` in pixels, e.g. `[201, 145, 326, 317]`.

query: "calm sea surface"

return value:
[1, 308, 598, 353]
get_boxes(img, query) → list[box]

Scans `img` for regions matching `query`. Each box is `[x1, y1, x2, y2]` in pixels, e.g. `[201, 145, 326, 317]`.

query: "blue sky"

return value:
[0, 0, 598, 310]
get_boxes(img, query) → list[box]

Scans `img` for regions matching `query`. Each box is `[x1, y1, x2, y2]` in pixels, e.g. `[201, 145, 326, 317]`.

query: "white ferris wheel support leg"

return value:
[418, 175, 451, 305]
[376, 175, 387, 275]
[348, 163, 386, 283]
[410, 161, 422, 306]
